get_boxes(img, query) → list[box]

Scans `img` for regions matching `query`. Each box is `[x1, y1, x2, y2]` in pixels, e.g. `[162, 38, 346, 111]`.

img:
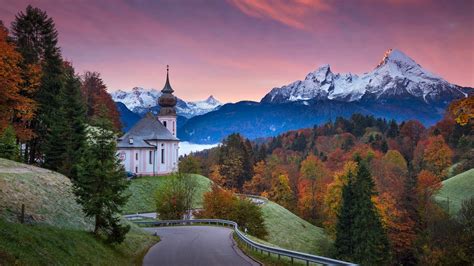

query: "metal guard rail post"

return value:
[133, 219, 357, 266]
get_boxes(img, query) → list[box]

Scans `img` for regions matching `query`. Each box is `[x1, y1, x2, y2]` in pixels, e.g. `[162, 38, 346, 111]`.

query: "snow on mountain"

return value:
[185, 96, 222, 117]
[110, 88, 222, 118]
[261, 49, 468, 104]
[112, 87, 160, 111]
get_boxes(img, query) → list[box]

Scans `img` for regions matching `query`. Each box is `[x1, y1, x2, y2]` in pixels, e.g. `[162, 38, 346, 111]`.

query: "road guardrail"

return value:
[133, 218, 357, 266]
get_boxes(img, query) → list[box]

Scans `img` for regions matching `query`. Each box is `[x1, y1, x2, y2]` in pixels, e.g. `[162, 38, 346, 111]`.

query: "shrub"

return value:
[196, 184, 268, 239]
[179, 155, 202, 174]
[155, 173, 197, 220]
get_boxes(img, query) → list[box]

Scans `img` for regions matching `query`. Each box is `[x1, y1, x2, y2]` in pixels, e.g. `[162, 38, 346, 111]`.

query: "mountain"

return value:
[115, 102, 188, 133]
[179, 49, 472, 143]
[261, 49, 468, 105]
[111, 87, 222, 118]
[115, 102, 141, 132]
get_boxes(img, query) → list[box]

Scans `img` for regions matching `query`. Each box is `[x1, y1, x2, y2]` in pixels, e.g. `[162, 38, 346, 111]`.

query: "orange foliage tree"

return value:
[298, 154, 329, 223]
[371, 150, 408, 198]
[197, 184, 237, 219]
[414, 135, 452, 179]
[399, 120, 426, 161]
[416, 170, 442, 226]
[209, 164, 226, 187]
[243, 160, 271, 195]
[449, 95, 473, 126]
[81, 71, 121, 131]
[374, 191, 416, 262]
[0, 23, 38, 140]
[268, 174, 295, 210]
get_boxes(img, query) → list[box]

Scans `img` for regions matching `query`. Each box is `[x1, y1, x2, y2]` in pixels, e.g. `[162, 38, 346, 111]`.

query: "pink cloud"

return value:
[228, 0, 331, 30]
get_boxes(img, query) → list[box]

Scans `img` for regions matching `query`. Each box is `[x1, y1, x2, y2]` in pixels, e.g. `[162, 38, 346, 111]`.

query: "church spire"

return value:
[158, 65, 177, 116]
[162, 64, 174, 94]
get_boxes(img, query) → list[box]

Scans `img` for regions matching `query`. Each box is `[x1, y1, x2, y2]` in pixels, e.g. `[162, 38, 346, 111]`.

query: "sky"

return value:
[1, 0, 473, 102]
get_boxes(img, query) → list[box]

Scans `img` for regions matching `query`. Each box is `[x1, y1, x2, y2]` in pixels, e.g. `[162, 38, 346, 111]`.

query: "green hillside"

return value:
[0, 219, 156, 265]
[125, 174, 331, 255]
[123, 174, 212, 214]
[0, 158, 158, 265]
[261, 201, 331, 255]
[0, 158, 91, 230]
[435, 168, 474, 214]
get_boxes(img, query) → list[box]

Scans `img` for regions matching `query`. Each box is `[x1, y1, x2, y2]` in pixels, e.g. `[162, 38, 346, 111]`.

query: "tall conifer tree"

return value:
[334, 170, 355, 260]
[335, 159, 390, 265]
[11, 5, 63, 163]
[43, 63, 86, 178]
[74, 118, 130, 243]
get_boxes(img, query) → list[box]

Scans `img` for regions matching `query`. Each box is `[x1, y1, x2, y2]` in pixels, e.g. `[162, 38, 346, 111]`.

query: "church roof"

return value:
[117, 113, 178, 148]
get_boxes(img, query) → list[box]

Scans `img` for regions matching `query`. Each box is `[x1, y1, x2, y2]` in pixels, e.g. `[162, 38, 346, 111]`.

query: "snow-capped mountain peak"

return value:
[305, 64, 333, 83]
[261, 48, 467, 104]
[376, 48, 418, 68]
[186, 95, 222, 114]
[205, 95, 220, 105]
[111, 89, 223, 118]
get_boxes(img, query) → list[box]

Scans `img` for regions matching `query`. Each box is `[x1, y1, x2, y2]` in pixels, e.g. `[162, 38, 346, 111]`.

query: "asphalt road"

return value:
[142, 226, 259, 266]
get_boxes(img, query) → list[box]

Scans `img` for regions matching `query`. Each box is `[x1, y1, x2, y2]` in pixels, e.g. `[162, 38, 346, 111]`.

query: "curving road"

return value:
[143, 226, 260, 266]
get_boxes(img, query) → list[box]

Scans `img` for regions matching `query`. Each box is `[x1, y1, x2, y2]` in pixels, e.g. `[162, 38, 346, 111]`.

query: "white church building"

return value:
[117, 67, 179, 175]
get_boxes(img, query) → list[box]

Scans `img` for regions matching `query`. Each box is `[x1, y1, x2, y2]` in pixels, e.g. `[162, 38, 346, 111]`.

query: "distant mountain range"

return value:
[111, 87, 222, 118]
[114, 49, 472, 143]
[261, 49, 467, 105]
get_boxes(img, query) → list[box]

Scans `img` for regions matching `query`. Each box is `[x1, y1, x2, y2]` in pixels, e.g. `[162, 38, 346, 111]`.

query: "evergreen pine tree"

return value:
[387, 119, 399, 138]
[11, 5, 64, 164]
[352, 160, 391, 265]
[218, 133, 253, 189]
[335, 160, 391, 265]
[291, 133, 307, 152]
[334, 170, 355, 260]
[74, 118, 130, 243]
[0, 126, 19, 160]
[43, 63, 86, 178]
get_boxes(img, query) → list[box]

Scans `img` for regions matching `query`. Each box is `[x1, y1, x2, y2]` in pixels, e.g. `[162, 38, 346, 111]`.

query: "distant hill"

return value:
[178, 98, 443, 143]
[435, 168, 474, 214]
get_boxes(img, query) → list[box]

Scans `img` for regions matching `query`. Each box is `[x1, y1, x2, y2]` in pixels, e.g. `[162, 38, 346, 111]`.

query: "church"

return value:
[117, 67, 179, 175]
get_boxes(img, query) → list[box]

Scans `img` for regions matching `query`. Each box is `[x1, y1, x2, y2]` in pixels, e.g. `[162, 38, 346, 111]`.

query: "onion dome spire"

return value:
[162, 65, 174, 94]
[158, 65, 177, 116]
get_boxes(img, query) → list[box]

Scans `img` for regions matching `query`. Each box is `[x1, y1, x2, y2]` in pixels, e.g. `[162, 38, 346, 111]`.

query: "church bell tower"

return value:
[157, 65, 177, 137]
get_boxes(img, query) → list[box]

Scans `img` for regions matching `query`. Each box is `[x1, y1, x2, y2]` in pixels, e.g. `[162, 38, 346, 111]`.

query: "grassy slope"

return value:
[0, 220, 157, 266]
[124, 173, 331, 255]
[122, 174, 212, 214]
[435, 168, 474, 214]
[0, 158, 158, 265]
[0, 158, 90, 230]
[261, 201, 331, 256]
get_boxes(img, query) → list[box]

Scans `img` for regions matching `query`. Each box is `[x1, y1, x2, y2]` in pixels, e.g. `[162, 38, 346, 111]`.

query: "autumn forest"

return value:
[181, 99, 473, 265]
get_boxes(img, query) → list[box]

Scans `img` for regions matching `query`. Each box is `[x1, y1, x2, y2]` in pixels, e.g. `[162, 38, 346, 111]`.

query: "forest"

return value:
[180, 97, 473, 265]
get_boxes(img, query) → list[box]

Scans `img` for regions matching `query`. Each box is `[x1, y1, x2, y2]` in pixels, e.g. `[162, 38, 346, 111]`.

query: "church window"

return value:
[135, 166, 138, 173]
[163, 121, 167, 127]
[161, 148, 165, 164]
[135, 153, 138, 160]
[149, 151, 152, 164]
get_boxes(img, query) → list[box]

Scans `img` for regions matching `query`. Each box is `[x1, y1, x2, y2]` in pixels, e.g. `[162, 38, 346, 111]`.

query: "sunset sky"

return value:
[1, 0, 473, 102]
